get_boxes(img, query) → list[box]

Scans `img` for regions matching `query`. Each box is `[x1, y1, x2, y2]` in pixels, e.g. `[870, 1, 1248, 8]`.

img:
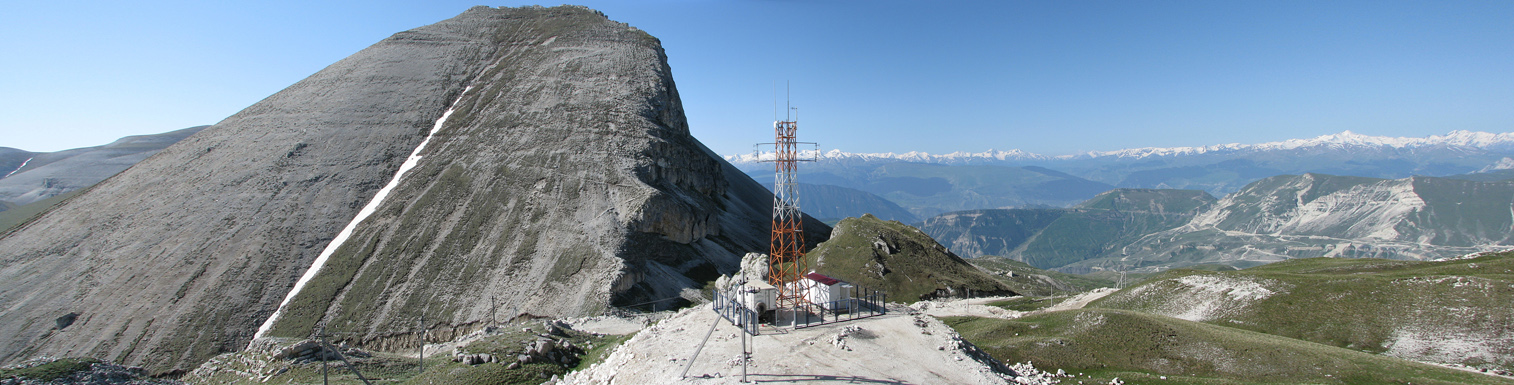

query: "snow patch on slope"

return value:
[3, 157, 31, 179]
[255, 78, 490, 339]
[1480, 157, 1514, 173]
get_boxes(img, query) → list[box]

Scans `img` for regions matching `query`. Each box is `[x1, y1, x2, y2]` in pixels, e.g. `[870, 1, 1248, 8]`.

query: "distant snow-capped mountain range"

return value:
[725, 130, 1514, 164]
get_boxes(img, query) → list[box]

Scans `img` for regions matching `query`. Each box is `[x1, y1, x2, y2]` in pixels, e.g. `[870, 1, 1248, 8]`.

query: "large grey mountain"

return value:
[0, 6, 821, 374]
[0, 126, 206, 208]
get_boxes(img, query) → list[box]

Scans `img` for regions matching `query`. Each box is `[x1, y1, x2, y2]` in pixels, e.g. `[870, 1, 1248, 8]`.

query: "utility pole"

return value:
[319, 327, 328, 385]
[418, 312, 425, 373]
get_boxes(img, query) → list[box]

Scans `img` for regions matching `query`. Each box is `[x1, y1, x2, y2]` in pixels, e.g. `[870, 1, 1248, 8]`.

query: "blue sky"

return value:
[2, 1, 1511, 156]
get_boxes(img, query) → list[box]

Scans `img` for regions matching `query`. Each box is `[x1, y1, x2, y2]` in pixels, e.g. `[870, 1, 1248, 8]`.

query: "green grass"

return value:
[572, 333, 633, 371]
[1091, 253, 1514, 370]
[944, 310, 1514, 385]
[1, 357, 101, 381]
[1074, 188, 1216, 214]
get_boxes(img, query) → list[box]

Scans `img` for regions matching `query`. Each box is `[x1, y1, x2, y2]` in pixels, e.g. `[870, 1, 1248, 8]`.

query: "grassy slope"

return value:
[1017, 189, 1215, 269]
[803, 214, 1015, 302]
[0, 189, 84, 234]
[945, 309, 1514, 385]
[919, 208, 1065, 258]
[0, 358, 102, 381]
[1092, 253, 1514, 370]
[967, 256, 1115, 296]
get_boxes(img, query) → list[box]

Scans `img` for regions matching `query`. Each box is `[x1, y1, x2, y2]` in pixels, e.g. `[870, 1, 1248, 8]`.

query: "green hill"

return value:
[1091, 253, 1514, 371]
[920, 188, 1215, 269]
[945, 309, 1514, 384]
[803, 214, 1014, 301]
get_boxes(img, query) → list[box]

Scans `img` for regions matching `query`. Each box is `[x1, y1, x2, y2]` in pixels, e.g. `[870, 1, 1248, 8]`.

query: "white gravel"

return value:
[562, 305, 1023, 384]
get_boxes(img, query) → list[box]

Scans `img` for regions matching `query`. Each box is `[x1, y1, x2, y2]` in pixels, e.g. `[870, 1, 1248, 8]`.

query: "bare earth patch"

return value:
[563, 305, 1028, 384]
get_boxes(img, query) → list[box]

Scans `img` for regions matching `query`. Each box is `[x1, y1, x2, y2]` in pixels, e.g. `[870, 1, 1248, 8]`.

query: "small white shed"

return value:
[805, 273, 853, 310]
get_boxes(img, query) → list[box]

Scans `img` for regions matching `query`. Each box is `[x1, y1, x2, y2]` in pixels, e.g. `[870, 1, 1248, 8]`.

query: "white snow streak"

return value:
[3, 157, 32, 178]
[254, 85, 477, 339]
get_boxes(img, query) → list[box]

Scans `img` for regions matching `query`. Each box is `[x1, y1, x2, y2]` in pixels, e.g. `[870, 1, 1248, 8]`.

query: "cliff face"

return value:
[0, 6, 823, 373]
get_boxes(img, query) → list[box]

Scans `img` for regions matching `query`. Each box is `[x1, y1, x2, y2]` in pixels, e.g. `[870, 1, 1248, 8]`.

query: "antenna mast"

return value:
[760, 83, 817, 315]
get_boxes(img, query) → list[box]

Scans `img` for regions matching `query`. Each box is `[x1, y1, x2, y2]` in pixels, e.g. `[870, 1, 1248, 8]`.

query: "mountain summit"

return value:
[0, 6, 822, 374]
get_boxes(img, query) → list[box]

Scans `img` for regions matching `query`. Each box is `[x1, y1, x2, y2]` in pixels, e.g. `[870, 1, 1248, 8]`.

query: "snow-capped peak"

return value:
[724, 130, 1514, 164]
[1479, 157, 1514, 173]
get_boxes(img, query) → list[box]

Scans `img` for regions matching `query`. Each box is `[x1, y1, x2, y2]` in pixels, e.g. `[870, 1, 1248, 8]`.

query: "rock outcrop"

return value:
[0, 5, 824, 374]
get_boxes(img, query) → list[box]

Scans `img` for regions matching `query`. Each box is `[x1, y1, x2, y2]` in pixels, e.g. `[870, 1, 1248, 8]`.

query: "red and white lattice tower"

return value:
[766, 119, 810, 311]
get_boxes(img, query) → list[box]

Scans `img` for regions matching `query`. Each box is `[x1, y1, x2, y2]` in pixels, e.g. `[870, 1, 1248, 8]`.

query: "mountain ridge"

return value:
[727, 130, 1514, 164]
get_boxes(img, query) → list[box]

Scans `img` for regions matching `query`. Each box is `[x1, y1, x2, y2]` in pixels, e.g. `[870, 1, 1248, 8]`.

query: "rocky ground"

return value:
[561, 302, 1081, 385]
[1, 358, 183, 385]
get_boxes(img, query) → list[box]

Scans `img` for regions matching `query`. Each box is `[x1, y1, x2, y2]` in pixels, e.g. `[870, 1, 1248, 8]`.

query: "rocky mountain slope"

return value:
[803, 214, 1013, 301]
[922, 174, 1514, 272]
[0, 6, 821, 374]
[0, 126, 206, 208]
[1090, 253, 1514, 373]
[919, 189, 1216, 268]
[1073, 173, 1514, 272]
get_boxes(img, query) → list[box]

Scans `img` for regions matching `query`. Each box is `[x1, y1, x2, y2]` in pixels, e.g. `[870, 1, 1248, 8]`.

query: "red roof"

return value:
[805, 272, 840, 286]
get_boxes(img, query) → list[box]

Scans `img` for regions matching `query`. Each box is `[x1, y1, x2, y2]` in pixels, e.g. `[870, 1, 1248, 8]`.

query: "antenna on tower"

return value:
[756, 84, 818, 322]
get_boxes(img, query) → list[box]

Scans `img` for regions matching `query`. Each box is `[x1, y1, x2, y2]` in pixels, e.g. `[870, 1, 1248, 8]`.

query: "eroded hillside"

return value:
[0, 5, 823, 374]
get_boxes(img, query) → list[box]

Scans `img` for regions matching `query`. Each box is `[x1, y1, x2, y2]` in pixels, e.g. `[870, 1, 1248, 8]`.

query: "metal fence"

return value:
[711, 288, 760, 336]
[794, 287, 886, 329]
